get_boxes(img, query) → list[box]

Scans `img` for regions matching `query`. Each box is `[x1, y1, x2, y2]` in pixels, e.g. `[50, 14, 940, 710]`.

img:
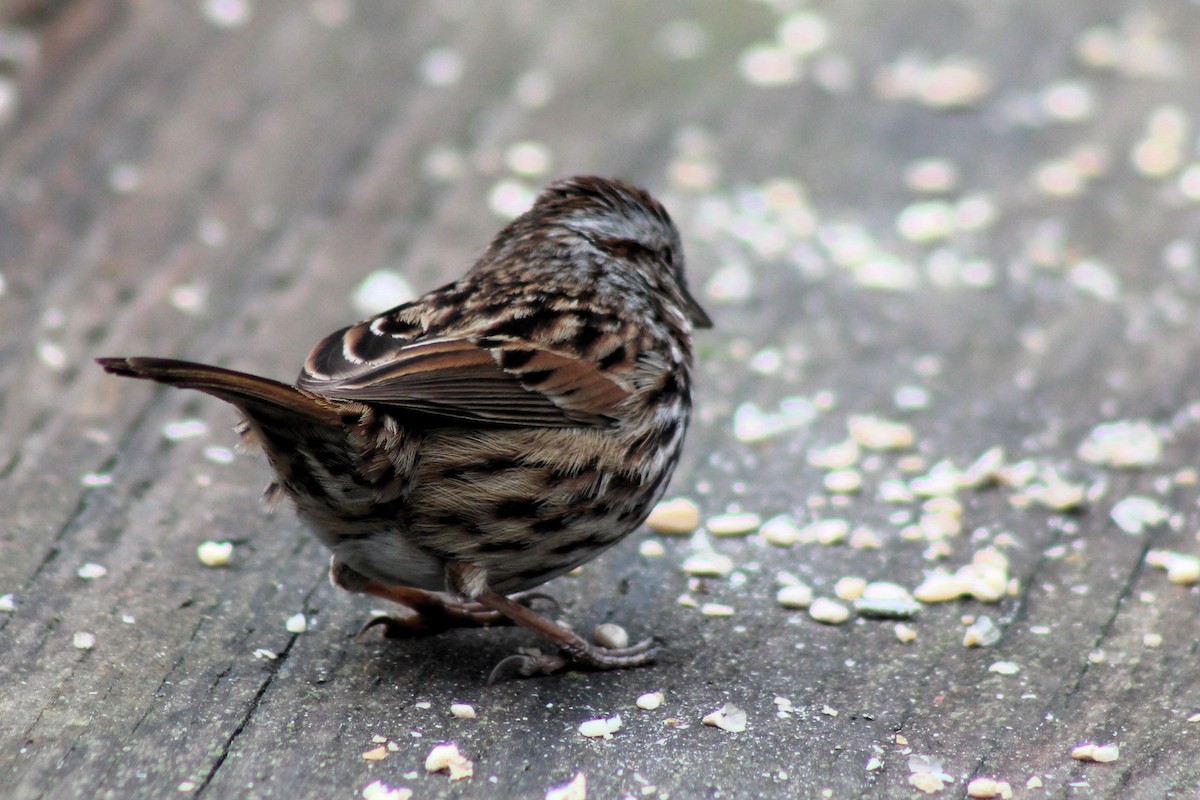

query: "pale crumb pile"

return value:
[285, 613, 307, 634]
[72, 632, 96, 650]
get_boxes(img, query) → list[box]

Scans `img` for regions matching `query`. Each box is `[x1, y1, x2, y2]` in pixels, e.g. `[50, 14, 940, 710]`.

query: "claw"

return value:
[487, 650, 568, 683]
[357, 613, 427, 639]
[486, 636, 663, 682]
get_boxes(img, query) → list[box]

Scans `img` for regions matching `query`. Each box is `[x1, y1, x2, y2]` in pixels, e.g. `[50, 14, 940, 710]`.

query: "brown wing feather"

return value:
[298, 330, 629, 428]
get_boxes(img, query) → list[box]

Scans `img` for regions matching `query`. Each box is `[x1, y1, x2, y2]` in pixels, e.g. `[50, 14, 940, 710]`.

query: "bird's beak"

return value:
[681, 286, 713, 329]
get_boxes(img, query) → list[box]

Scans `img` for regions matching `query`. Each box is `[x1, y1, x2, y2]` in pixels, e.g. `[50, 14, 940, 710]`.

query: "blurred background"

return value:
[3, 2, 1200, 798]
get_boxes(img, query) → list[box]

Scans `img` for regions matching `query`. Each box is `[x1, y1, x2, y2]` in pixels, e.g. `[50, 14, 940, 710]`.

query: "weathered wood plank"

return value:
[4, 2, 1200, 798]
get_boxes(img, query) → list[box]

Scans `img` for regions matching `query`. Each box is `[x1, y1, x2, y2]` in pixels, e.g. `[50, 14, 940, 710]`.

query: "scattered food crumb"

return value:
[895, 623, 918, 643]
[702, 703, 747, 732]
[1110, 496, 1170, 534]
[362, 745, 389, 761]
[809, 597, 851, 625]
[907, 753, 953, 794]
[1146, 550, 1200, 584]
[162, 418, 209, 441]
[966, 777, 1013, 798]
[855, 582, 921, 619]
[424, 743, 473, 780]
[701, 602, 735, 617]
[638, 540, 666, 558]
[1078, 420, 1161, 467]
[1072, 743, 1119, 763]
[799, 518, 850, 545]
[545, 772, 587, 800]
[963, 615, 1002, 647]
[777, 584, 814, 609]
[681, 551, 734, 577]
[73, 632, 96, 650]
[362, 779, 412, 800]
[637, 691, 664, 711]
[824, 468, 864, 494]
[592, 623, 629, 649]
[285, 613, 307, 634]
[645, 498, 701, 535]
[834, 576, 868, 601]
[81, 472, 113, 488]
[807, 439, 861, 469]
[77, 563, 108, 580]
[450, 703, 476, 720]
[761, 515, 801, 546]
[578, 715, 622, 739]
[0, 594, 14, 612]
[848, 415, 915, 450]
[707, 511, 761, 536]
[197, 541, 234, 567]
[989, 661, 1020, 675]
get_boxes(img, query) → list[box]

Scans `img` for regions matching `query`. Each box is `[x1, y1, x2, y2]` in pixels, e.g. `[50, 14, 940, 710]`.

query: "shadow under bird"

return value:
[99, 175, 710, 679]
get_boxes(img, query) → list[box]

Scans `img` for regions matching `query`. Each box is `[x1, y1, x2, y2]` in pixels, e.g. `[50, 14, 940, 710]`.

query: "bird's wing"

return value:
[298, 318, 630, 428]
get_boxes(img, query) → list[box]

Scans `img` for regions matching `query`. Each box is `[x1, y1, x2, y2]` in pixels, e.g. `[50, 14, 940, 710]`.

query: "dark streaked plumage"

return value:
[99, 176, 710, 678]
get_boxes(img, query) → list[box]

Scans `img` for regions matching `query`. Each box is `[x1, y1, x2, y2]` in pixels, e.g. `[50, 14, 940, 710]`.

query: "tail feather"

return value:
[97, 356, 339, 422]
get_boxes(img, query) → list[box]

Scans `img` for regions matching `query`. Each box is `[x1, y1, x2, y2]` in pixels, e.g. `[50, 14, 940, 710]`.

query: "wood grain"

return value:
[3, 2, 1200, 797]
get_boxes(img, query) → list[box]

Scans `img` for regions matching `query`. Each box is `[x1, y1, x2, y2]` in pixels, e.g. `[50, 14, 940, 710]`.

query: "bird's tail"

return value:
[96, 356, 339, 422]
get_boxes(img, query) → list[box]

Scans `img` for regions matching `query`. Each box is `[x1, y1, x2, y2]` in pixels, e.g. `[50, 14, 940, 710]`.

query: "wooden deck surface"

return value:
[4, 2, 1200, 798]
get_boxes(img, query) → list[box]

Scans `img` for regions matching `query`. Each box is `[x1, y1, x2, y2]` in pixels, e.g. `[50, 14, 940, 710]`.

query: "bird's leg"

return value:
[328, 557, 551, 637]
[444, 563, 660, 681]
